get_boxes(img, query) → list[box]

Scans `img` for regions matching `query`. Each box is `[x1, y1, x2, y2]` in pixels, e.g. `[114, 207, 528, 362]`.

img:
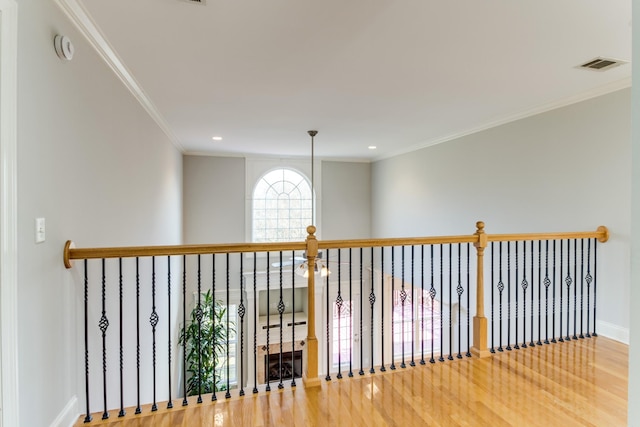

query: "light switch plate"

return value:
[35, 217, 45, 243]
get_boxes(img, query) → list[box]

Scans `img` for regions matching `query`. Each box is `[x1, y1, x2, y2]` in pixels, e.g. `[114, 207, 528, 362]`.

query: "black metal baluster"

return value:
[515, 242, 521, 350]
[182, 256, 188, 406]
[558, 241, 564, 343]
[411, 245, 416, 367]
[439, 245, 445, 362]
[401, 246, 407, 368]
[429, 245, 436, 363]
[585, 240, 592, 338]
[456, 244, 463, 359]
[196, 255, 203, 404]
[537, 241, 542, 346]
[167, 256, 173, 409]
[239, 254, 246, 396]
[212, 254, 218, 401]
[390, 246, 396, 371]
[565, 240, 573, 341]
[100, 259, 109, 420]
[490, 243, 495, 354]
[573, 239, 578, 340]
[348, 248, 354, 377]
[448, 244, 453, 361]
[579, 239, 585, 339]
[506, 242, 512, 351]
[498, 242, 504, 352]
[593, 239, 598, 336]
[135, 258, 141, 414]
[551, 241, 557, 343]
[544, 242, 551, 344]
[266, 253, 271, 391]
[291, 250, 298, 386]
[420, 245, 426, 365]
[529, 241, 535, 347]
[83, 260, 92, 423]
[253, 253, 258, 393]
[118, 258, 125, 417]
[279, 251, 285, 389]
[380, 246, 386, 373]
[359, 247, 364, 376]
[336, 249, 343, 379]
[370, 246, 376, 374]
[151, 257, 159, 411]
[225, 253, 231, 398]
[466, 243, 471, 357]
[326, 248, 331, 382]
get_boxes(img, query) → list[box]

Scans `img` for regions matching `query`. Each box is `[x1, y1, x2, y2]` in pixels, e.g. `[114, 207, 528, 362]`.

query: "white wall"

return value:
[18, 1, 182, 425]
[372, 88, 631, 335]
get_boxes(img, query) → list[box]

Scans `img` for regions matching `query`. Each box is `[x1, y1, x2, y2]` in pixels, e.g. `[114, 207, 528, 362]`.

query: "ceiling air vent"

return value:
[578, 57, 627, 71]
[182, 0, 206, 4]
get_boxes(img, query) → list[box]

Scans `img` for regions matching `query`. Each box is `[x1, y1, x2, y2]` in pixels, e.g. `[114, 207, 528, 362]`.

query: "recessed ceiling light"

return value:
[212, 136, 223, 141]
[368, 146, 377, 150]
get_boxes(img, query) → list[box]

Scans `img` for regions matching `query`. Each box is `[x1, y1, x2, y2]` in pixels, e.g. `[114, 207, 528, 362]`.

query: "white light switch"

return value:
[35, 217, 45, 243]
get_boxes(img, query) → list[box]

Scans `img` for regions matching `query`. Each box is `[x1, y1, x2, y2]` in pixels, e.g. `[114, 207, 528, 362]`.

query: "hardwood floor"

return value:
[76, 336, 628, 427]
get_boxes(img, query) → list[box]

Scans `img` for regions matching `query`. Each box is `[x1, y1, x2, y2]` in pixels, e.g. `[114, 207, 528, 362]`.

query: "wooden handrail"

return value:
[487, 226, 609, 243]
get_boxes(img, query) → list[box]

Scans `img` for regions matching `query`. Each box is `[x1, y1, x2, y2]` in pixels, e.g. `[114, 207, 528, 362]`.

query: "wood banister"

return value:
[303, 226, 321, 387]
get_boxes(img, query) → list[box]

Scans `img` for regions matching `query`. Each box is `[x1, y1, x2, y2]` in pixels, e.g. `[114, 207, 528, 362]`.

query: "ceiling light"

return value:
[368, 146, 377, 150]
[212, 136, 222, 141]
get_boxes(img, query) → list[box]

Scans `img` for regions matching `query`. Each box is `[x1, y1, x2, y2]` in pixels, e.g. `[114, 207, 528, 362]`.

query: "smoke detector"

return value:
[578, 57, 627, 72]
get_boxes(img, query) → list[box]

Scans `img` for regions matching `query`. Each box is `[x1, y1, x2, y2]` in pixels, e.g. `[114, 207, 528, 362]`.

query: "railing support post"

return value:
[471, 221, 491, 358]
[303, 225, 321, 387]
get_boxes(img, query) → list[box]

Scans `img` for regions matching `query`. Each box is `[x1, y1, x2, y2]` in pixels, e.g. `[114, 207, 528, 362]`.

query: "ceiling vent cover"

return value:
[578, 57, 627, 71]
[182, 0, 206, 4]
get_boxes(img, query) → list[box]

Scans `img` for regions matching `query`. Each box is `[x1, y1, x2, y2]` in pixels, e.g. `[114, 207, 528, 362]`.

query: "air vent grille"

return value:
[579, 57, 627, 71]
[182, 0, 206, 4]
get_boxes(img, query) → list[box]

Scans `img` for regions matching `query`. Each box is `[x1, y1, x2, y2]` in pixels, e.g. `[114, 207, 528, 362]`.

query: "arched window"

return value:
[252, 168, 313, 243]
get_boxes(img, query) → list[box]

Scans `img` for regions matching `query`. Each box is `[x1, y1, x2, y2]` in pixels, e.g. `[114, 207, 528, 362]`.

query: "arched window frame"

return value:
[246, 158, 322, 243]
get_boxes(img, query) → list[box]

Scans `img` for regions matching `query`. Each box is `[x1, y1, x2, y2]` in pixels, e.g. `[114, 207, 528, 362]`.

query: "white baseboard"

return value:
[596, 320, 629, 344]
[49, 395, 79, 427]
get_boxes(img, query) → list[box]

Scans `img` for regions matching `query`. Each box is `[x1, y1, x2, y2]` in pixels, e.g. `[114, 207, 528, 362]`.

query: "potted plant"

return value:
[179, 289, 235, 395]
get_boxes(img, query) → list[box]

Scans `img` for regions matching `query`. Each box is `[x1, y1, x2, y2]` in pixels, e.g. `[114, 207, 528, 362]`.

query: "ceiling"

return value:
[74, 0, 631, 161]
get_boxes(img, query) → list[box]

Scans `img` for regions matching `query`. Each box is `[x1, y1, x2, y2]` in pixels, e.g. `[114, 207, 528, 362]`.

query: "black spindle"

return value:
[370, 247, 376, 374]
[182, 256, 188, 406]
[529, 241, 535, 347]
[212, 254, 218, 401]
[380, 247, 386, 372]
[167, 257, 173, 409]
[579, 239, 585, 339]
[515, 242, 521, 350]
[456, 244, 463, 359]
[497, 242, 504, 352]
[118, 258, 125, 417]
[359, 248, 364, 376]
[439, 245, 444, 362]
[551, 241, 557, 343]
[420, 245, 426, 365]
[136, 258, 141, 414]
[326, 249, 331, 382]
[239, 254, 246, 396]
[100, 259, 109, 420]
[253, 253, 258, 393]
[348, 248, 354, 377]
[429, 245, 436, 364]
[83, 260, 92, 423]
[390, 247, 396, 371]
[151, 257, 158, 411]
[544, 242, 551, 344]
[225, 253, 231, 399]
[278, 252, 285, 389]
[573, 239, 578, 340]
[585, 240, 592, 338]
[196, 255, 203, 404]
[506, 243, 512, 351]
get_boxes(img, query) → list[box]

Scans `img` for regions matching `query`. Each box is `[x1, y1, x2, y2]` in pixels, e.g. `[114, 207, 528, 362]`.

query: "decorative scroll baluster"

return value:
[466, 243, 471, 358]
[100, 259, 109, 420]
[336, 249, 344, 380]
[253, 253, 258, 394]
[515, 242, 521, 350]
[401, 246, 407, 368]
[325, 248, 331, 382]
[506, 242, 512, 351]
[167, 257, 173, 409]
[348, 248, 354, 377]
[151, 257, 159, 411]
[593, 239, 598, 336]
[529, 241, 535, 347]
[411, 245, 416, 366]
[420, 245, 426, 365]
[359, 247, 364, 376]
[544, 242, 551, 344]
[266, 253, 271, 391]
[196, 255, 203, 404]
[278, 251, 285, 389]
[456, 244, 463, 359]
[83, 260, 92, 423]
[551, 241, 557, 343]
[369, 246, 376, 374]
[497, 242, 504, 352]
[390, 247, 396, 371]
[212, 254, 217, 401]
[429, 245, 436, 364]
[239, 254, 246, 395]
[585, 240, 592, 338]
[118, 258, 125, 417]
[225, 253, 231, 398]
[182, 256, 188, 406]
[135, 258, 141, 414]
[291, 250, 297, 386]
[439, 245, 444, 362]
[579, 239, 585, 339]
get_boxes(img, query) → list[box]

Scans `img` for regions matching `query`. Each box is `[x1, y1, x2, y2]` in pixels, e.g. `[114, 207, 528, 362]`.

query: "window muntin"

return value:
[252, 168, 313, 243]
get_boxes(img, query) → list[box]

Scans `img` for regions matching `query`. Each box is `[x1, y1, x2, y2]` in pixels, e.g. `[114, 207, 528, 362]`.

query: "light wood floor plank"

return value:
[76, 336, 627, 427]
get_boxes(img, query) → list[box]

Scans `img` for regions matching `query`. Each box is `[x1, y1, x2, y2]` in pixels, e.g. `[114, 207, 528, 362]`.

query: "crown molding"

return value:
[54, 0, 184, 152]
[375, 76, 632, 162]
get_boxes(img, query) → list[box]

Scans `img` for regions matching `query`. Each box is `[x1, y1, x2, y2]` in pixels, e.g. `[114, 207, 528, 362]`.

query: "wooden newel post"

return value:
[303, 225, 321, 387]
[471, 221, 491, 358]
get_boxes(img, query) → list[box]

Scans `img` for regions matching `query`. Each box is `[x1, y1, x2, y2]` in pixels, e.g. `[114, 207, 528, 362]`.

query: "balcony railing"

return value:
[63, 221, 608, 423]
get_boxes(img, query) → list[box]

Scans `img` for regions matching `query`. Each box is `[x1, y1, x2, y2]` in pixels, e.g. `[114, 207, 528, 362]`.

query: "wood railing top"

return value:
[64, 223, 609, 268]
